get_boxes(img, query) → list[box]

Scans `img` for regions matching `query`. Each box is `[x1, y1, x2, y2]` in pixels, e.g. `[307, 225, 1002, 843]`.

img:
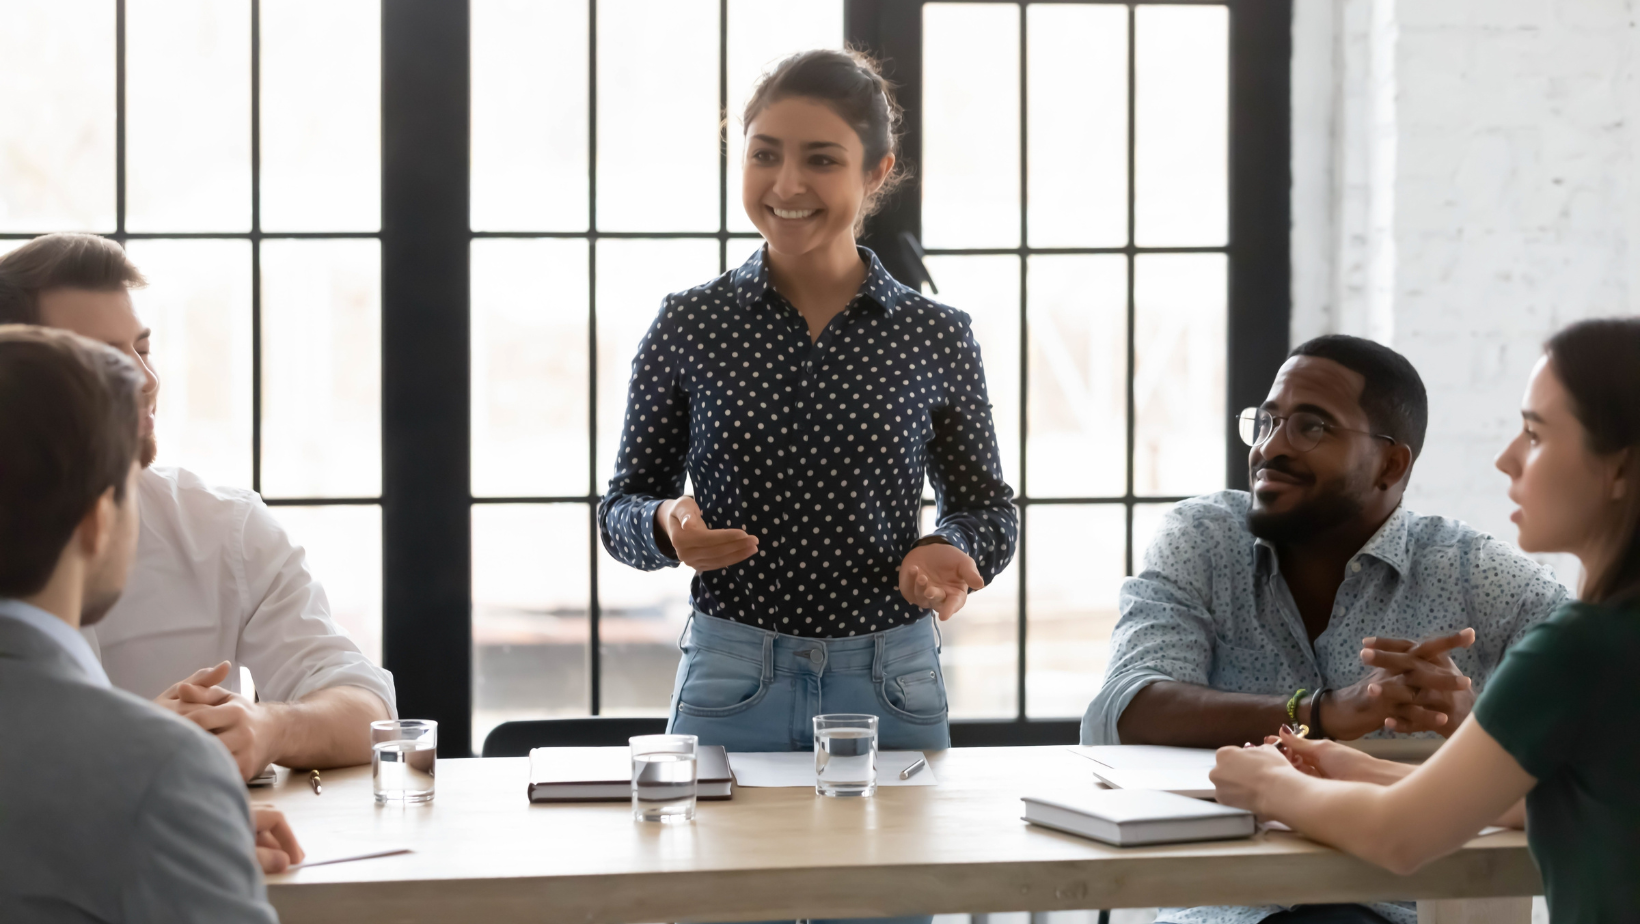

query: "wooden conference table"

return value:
[264, 746, 1537, 924]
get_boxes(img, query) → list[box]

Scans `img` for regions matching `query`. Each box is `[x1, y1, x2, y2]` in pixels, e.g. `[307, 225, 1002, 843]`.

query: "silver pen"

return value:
[898, 756, 928, 780]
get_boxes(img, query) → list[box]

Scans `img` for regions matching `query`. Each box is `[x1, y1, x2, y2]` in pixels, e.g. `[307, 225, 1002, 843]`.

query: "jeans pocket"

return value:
[674, 645, 769, 717]
[879, 664, 948, 722]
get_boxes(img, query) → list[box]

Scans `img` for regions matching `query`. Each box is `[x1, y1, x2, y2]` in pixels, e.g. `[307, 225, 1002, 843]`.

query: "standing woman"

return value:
[1211, 317, 1640, 923]
[600, 49, 1017, 754]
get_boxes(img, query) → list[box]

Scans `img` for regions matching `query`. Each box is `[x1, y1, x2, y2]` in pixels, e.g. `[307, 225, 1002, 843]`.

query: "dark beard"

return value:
[81, 586, 123, 627]
[141, 432, 157, 468]
[1246, 480, 1367, 545]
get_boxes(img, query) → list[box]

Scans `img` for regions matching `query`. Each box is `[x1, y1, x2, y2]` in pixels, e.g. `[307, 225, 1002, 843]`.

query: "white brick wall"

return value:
[1292, 0, 1640, 586]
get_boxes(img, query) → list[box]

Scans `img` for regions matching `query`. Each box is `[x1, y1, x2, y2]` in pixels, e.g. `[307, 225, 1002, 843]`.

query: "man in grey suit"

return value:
[0, 323, 293, 922]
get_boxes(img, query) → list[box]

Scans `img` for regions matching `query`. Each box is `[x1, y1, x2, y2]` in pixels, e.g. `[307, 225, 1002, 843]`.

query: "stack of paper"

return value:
[1067, 745, 1219, 799]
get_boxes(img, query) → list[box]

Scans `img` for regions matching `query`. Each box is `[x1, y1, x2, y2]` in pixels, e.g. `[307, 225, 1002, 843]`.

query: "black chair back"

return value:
[481, 717, 669, 757]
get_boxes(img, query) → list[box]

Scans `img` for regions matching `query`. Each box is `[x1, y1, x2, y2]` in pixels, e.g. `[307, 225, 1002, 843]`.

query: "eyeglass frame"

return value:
[1236, 407, 1398, 452]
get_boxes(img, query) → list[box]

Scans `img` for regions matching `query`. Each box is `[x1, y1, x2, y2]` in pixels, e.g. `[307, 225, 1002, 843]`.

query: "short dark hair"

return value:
[1545, 317, 1640, 605]
[741, 48, 906, 223]
[0, 233, 146, 325]
[1290, 334, 1428, 459]
[0, 325, 144, 597]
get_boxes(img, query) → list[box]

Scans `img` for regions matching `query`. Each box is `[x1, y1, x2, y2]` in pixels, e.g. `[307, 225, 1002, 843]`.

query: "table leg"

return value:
[1415, 897, 1531, 924]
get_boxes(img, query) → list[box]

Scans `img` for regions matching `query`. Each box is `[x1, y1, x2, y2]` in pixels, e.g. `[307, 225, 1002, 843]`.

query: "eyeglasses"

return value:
[1236, 407, 1397, 453]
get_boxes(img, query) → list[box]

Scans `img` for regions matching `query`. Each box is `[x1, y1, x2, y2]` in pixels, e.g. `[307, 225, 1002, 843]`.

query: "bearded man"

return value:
[1082, 335, 1565, 924]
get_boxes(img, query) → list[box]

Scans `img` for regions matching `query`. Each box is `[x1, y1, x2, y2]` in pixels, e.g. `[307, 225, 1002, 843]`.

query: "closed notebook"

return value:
[527, 746, 733, 802]
[1022, 790, 1255, 847]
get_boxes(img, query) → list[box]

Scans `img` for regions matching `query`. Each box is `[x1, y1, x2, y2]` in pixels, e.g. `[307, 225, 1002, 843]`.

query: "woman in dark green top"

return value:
[1211, 317, 1640, 922]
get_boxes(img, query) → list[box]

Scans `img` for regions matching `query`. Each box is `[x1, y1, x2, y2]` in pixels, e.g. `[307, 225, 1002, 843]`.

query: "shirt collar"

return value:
[729, 245, 910, 316]
[0, 598, 111, 688]
[1253, 503, 1414, 579]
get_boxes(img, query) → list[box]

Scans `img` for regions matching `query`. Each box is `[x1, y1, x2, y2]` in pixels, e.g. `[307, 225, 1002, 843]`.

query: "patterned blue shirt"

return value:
[598, 246, 1017, 638]
[1083, 490, 1567, 924]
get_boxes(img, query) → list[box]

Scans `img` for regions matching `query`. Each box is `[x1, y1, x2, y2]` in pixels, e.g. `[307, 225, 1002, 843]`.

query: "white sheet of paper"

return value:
[1067, 745, 1219, 798]
[286, 847, 411, 871]
[728, 751, 938, 787]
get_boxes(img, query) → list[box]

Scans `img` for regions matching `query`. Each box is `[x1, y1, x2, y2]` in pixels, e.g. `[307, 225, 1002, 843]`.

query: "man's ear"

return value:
[1377, 442, 1414, 491]
[1610, 448, 1630, 501]
[74, 485, 120, 560]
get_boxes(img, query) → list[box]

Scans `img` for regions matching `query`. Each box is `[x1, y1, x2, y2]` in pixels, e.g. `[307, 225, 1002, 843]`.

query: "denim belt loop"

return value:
[871, 633, 886, 683]
[761, 631, 775, 685]
[676, 612, 695, 651]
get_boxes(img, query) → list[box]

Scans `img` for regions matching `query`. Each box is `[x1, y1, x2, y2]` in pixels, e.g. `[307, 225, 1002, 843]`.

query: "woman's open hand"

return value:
[898, 541, 985, 620]
[1265, 726, 1409, 785]
[655, 496, 759, 572]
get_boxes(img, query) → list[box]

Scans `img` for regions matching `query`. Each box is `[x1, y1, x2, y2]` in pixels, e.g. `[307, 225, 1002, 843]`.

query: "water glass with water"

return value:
[814, 713, 878, 797]
[630, 734, 697, 823]
[372, 719, 436, 804]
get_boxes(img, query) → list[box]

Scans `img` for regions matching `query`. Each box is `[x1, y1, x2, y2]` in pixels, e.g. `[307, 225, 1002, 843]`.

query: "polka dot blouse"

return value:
[598, 246, 1019, 638]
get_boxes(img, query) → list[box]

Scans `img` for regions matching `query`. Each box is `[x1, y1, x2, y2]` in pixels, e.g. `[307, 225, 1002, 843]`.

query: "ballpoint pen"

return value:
[309, 769, 323, 795]
[899, 756, 928, 780]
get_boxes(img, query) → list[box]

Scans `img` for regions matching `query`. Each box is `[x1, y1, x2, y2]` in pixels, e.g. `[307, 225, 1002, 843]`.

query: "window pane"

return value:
[126, 0, 250, 232]
[1026, 3, 1126, 248]
[1133, 253, 1226, 496]
[1026, 503, 1126, 718]
[923, 507, 1017, 718]
[594, 238, 721, 485]
[274, 504, 382, 665]
[921, 255, 1020, 492]
[725, 0, 844, 234]
[596, 0, 718, 232]
[922, 3, 1019, 249]
[259, 0, 380, 232]
[597, 538, 693, 717]
[260, 239, 381, 497]
[1134, 5, 1227, 246]
[471, 238, 590, 497]
[124, 239, 253, 490]
[1132, 501, 1177, 575]
[1026, 255, 1126, 498]
[473, 504, 591, 753]
[471, 0, 588, 232]
[0, 0, 115, 232]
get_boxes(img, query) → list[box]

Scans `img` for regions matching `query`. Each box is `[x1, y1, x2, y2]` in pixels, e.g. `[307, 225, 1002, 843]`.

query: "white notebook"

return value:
[1067, 745, 1219, 799]
[1022, 790, 1255, 847]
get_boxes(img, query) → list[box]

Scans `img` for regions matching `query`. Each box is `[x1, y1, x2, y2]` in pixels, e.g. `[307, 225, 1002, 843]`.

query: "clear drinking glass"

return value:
[814, 714, 879, 797]
[630, 734, 697, 823]
[372, 719, 436, 804]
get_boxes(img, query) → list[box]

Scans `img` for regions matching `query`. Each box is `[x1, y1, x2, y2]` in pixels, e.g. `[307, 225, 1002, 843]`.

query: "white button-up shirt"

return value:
[83, 466, 396, 712]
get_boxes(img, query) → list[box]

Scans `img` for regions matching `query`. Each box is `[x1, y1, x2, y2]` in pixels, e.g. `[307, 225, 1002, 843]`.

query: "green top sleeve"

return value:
[1471, 603, 1599, 782]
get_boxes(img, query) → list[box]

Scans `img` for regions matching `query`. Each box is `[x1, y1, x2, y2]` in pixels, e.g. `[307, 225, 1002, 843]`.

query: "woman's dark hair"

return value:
[1544, 317, 1640, 605]
[741, 48, 905, 224]
[0, 325, 144, 597]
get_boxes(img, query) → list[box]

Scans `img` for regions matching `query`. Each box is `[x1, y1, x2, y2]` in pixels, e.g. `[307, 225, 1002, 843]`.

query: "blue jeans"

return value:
[667, 611, 951, 751]
[666, 611, 946, 924]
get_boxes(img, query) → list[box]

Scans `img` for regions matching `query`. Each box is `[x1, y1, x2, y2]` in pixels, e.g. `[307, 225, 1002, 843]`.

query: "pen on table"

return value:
[309, 769, 322, 795]
[899, 756, 928, 780]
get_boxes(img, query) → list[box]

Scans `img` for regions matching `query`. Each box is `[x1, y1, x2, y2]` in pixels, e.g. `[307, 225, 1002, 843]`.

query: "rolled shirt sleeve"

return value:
[235, 500, 397, 714]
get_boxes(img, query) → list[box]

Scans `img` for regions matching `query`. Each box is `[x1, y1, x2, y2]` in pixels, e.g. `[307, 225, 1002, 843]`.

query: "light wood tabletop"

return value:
[262, 746, 1537, 924]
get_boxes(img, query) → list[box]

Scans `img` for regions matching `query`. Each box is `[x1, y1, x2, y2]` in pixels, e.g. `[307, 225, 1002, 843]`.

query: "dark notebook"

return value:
[527, 745, 734, 802]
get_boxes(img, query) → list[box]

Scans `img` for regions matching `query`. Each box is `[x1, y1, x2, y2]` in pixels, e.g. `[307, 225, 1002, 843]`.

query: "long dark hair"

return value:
[741, 48, 906, 225]
[1545, 318, 1640, 605]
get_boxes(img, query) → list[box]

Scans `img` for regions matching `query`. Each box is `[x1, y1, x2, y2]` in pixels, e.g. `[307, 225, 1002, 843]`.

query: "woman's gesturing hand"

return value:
[655, 496, 759, 572]
[898, 541, 985, 620]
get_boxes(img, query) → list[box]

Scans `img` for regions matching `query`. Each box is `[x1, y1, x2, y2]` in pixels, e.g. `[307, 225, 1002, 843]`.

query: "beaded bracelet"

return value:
[1286, 688, 1309, 727]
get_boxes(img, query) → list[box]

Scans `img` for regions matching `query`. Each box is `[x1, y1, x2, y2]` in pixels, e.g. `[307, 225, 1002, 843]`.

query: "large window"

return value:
[2, 0, 1287, 754]
[0, 0, 385, 664]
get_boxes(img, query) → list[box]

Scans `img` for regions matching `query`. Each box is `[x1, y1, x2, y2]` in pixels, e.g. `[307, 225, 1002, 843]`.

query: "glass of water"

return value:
[372, 719, 436, 804]
[814, 713, 879, 797]
[630, 734, 697, 823]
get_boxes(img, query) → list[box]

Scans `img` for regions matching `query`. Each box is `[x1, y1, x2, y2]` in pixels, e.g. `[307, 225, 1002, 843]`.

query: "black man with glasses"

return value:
[1082, 336, 1566, 924]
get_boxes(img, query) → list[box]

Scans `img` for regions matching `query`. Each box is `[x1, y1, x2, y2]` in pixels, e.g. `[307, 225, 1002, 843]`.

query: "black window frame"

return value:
[1, 0, 1286, 755]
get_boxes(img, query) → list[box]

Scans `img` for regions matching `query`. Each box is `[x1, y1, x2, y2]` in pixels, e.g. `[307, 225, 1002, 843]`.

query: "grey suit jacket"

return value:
[0, 616, 279, 923]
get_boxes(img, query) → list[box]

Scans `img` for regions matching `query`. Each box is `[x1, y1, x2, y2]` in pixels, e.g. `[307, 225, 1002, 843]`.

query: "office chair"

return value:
[481, 716, 669, 757]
